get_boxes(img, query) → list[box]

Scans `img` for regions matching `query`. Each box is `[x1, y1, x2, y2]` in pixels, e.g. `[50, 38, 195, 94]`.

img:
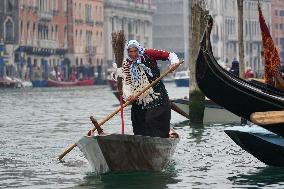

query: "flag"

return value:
[258, 4, 281, 85]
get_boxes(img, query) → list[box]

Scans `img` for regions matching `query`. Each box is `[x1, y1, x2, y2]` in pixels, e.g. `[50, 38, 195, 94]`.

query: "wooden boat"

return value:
[196, 16, 284, 137]
[31, 80, 48, 87]
[0, 77, 22, 88]
[47, 79, 94, 87]
[225, 125, 284, 166]
[77, 133, 179, 174]
[171, 98, 240, 123]
[174, 71, 189, 87]
[107, 79, 118, 91]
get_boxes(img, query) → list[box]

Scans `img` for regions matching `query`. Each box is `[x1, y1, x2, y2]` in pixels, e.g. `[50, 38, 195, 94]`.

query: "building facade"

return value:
[153, 0, 188, 61]
[271, 0, 284, 62]
[104, 0, 155, 68]
[18, 0, 68, 80]
[207, 0, 271, 76]
[0, 0, 105, 81]
[0, 0, 19, 78]
[66, 0, 104, 80]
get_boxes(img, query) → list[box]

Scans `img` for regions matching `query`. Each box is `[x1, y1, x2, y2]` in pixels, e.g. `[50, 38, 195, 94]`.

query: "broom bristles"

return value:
[112, 31, 126, 68]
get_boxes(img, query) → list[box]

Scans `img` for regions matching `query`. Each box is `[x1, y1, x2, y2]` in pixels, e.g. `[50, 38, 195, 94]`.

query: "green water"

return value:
[0, 84, 283, 189]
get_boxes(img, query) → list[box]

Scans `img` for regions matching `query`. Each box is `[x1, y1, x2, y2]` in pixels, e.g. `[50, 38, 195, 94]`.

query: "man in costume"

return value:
[115, 40, 179, 138]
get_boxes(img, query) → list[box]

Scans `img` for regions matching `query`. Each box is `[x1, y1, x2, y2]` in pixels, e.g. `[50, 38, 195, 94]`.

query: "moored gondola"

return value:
[196, 16, 284, 137]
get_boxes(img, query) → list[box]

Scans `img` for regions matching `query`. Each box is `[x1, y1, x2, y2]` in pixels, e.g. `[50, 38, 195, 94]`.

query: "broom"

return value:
[112, 31, 126, 134]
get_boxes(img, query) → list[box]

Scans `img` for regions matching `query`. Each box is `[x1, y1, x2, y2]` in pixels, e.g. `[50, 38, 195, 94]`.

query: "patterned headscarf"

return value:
[126, 40, 153, 81]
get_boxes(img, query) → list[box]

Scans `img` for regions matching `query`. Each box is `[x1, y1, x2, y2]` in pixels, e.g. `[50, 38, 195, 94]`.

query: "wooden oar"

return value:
[58, 60, 184, 161]
[170, 102, 189, 119]
[250, 110, 284, 125]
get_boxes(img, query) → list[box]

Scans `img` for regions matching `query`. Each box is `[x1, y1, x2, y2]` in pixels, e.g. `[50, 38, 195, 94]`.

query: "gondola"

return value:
[225, 125, 284, 166]
[196, 16, 284, 137]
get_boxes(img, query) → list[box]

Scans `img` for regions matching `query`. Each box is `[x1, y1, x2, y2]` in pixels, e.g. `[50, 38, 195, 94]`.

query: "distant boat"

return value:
[225, 125, 284, 166]
[77, 132, 179, 174]
[21, 81, 33, 88]
[171, 98, 241, 124]
[0, 76, 22, 88]
[31, 80, 48, 87]
[47, 79, 94, 87]
[174, 71, 189, 87]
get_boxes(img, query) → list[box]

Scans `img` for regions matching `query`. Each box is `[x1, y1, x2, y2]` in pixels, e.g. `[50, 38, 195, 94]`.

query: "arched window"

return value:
[5, 18, 14, 42]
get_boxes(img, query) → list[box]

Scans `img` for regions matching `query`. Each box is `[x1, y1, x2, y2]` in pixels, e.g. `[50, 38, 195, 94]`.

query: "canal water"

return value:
[0, 83, 283, 189]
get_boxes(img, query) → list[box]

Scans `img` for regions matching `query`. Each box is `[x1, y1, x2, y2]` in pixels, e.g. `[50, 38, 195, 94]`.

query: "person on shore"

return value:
[229, 58, 239, 76]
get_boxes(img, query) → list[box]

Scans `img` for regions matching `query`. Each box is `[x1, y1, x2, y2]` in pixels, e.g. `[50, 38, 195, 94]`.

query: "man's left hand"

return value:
[169, 63, 179, 72]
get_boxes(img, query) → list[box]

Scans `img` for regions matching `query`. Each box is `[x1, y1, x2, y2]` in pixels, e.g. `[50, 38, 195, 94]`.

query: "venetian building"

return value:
[18, 0, 68, 79]
[104, 0, 155, 68]
[66, 0, 104, 78]
[271, 0, 284, 62]
[207, 0, 271, 76]
[0, 0, 19, 77]
[153, 0, 189, 63]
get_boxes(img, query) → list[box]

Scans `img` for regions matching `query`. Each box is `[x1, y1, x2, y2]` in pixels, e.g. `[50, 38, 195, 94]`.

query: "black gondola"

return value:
[196, 16, 284, 137]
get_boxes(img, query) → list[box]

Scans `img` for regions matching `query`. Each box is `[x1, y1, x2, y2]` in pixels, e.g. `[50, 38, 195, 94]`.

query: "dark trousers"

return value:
[131, 102, 171, 138]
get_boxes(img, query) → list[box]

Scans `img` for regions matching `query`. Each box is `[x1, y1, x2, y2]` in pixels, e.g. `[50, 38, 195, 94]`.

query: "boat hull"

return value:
[174, 79, 189, 87]
[31, 80, 48, 87]
[47, 79, 94, 87]
[196, 17, 284, 137]
[225, 126, 284, 166]
[171, 98, 240, 123]
[77, 134, 179, 174]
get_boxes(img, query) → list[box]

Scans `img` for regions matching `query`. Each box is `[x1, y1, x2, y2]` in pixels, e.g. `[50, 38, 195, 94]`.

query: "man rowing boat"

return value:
[118, 40, 179, 138]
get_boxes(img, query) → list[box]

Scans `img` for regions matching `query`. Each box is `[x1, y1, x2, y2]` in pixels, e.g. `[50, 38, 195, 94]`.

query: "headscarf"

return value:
[126, 40, 153, 81]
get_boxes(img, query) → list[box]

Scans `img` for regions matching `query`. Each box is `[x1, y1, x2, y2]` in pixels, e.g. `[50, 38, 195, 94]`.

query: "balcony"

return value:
[95, 21, 104, 27]
[38, 39, 59, 49]
[86, 46, 96, 55]
[86, 19, 94, 26]
[52, 9, 59, 16]
[39, 11, 53, 21]
[75, 19, 84, 24]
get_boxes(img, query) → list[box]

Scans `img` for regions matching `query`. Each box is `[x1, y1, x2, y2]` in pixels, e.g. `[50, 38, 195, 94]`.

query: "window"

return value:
[21, 20, 23, 36]
[276, 10, 278, 16]
[5, 18, 14, 42]
[55, 25, 58, 40]
[33, 23, 36, 38]
[27, 21, 30, 38]
[64, 0, 67, 13]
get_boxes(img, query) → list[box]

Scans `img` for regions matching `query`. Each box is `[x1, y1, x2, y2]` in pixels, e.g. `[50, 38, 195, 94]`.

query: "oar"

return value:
[58, 60, 184, 161]
[250, 110, 284, 125]
[170, 102, 189, 119]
